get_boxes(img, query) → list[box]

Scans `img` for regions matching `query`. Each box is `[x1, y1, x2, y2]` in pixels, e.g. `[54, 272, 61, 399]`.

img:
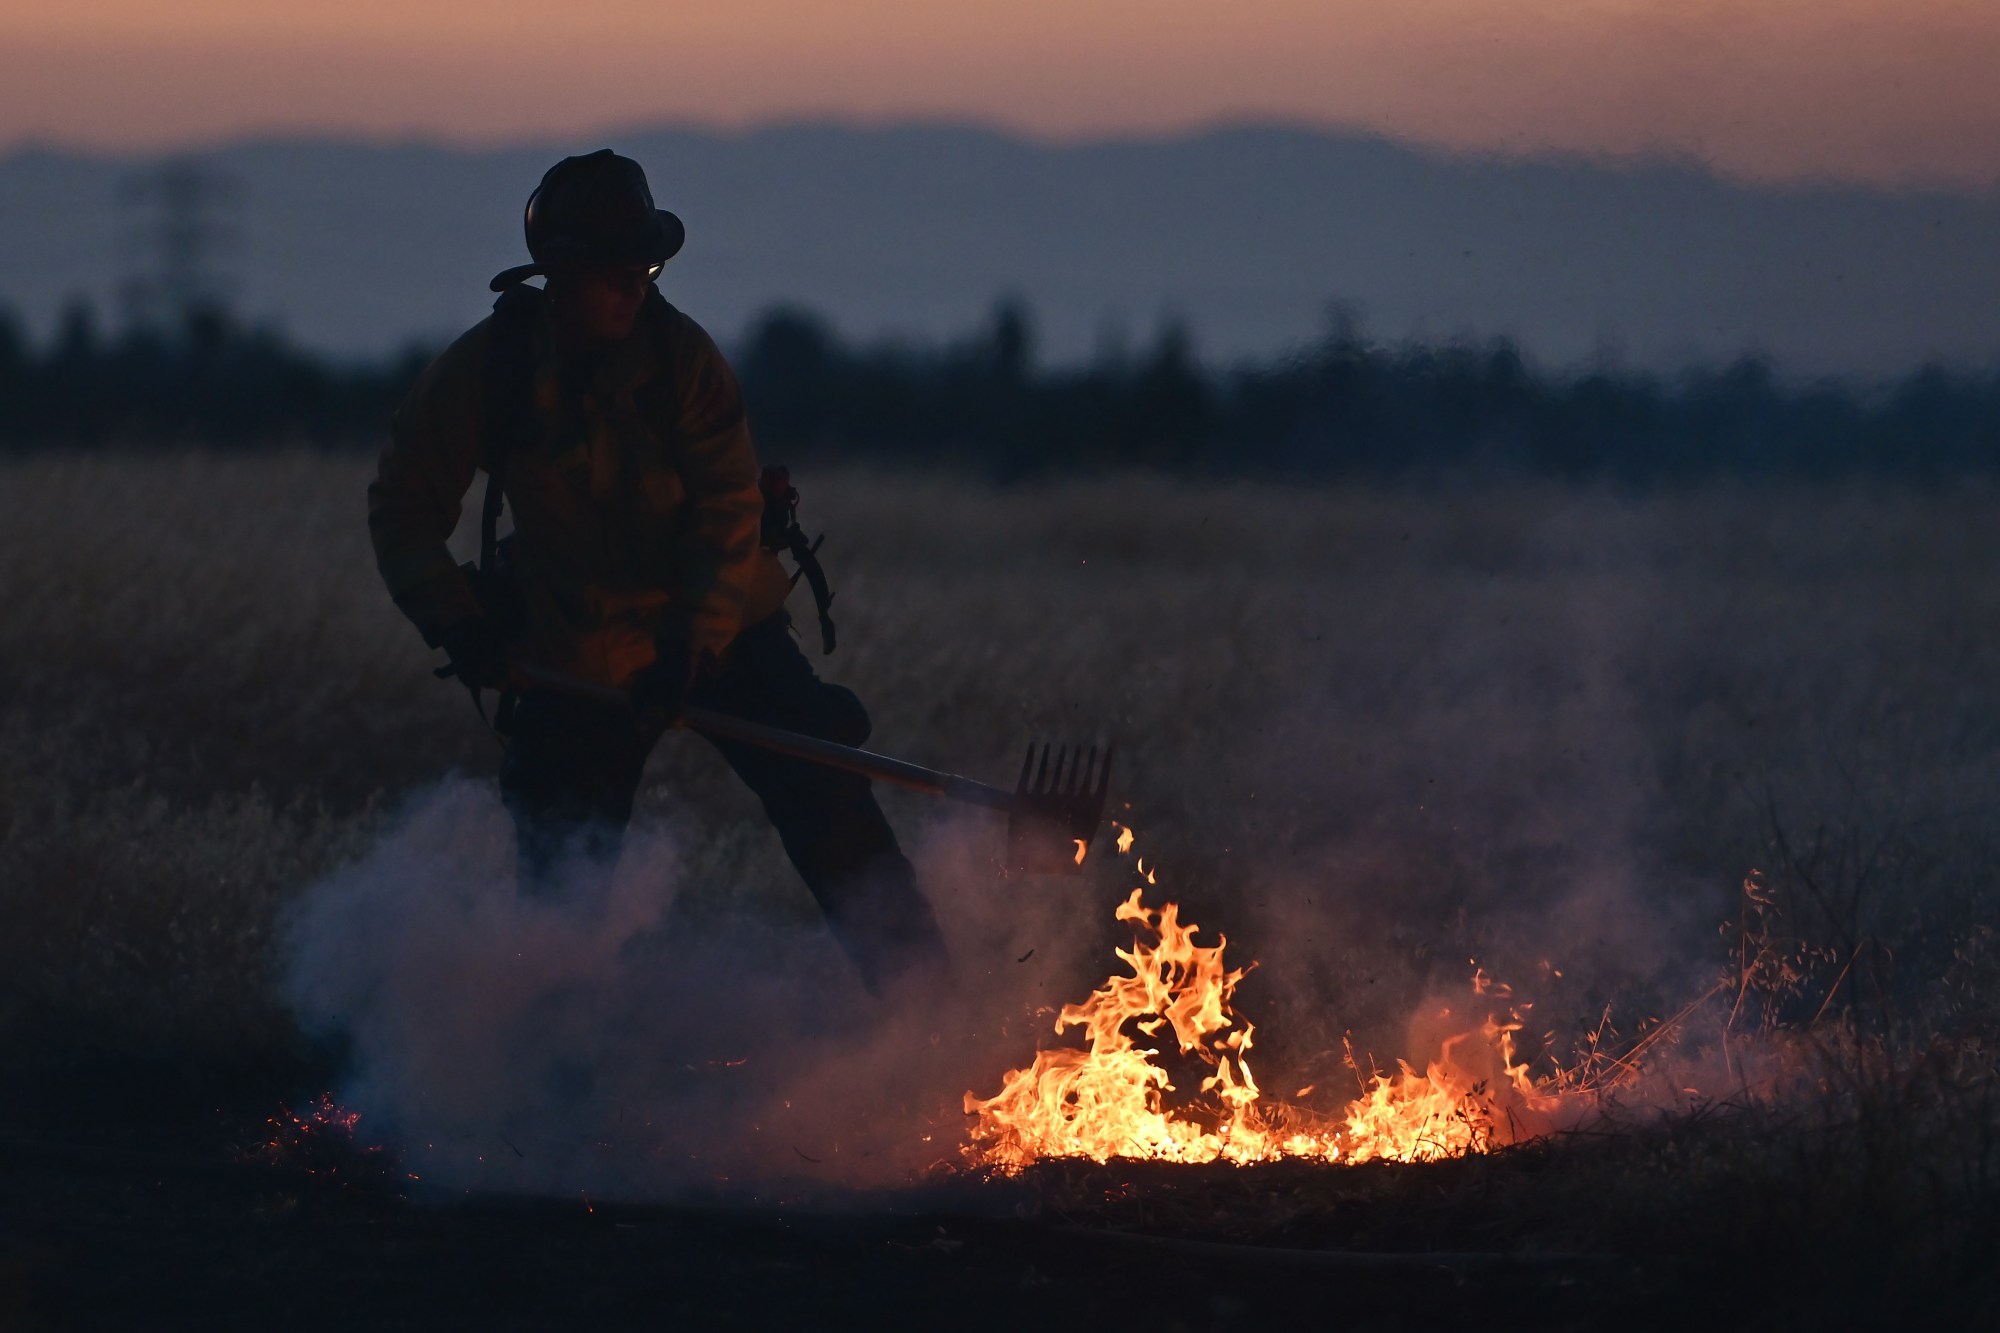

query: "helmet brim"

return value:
[490, 208, 685, 292]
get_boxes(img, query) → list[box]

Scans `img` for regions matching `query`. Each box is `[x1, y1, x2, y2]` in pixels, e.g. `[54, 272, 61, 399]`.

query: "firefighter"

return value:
[366, 150, 949, 995]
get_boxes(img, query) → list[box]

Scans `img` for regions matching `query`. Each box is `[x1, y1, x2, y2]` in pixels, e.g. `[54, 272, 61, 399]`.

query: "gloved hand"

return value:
[436, 616, 511, 691]
[631, 633, 703, 726]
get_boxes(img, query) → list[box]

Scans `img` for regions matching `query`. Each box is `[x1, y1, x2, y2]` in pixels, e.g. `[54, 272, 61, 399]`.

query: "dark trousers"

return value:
[498, 613, 949, 994]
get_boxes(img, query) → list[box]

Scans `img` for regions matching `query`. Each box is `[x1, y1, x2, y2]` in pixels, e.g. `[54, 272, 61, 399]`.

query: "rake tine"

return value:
[1034, 743, 1052, 793]
[1053, 745, 1071, 795]
[1017, 743, 1037, 795]
[1098, 745, 1115, 798]
[1077, 745, 1097, 795]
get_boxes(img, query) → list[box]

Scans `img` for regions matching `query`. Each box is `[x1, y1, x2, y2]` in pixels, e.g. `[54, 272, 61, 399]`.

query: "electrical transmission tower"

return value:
[118, 157, 243, 337]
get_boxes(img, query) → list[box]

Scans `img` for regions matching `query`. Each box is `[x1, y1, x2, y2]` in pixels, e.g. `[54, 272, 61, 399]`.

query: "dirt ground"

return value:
[0, 1052, 1699, 1332]
[11, 1046, 1997, 1331]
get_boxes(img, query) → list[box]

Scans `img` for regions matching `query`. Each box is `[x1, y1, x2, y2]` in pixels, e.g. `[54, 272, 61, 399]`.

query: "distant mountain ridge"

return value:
[1, 122, 1995, 377]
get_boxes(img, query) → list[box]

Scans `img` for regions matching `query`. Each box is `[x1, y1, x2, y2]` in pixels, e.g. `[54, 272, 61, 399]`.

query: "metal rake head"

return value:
[1007, 742, 1115, 876]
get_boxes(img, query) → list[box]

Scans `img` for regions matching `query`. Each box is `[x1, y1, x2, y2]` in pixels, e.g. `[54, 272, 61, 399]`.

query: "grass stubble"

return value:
[2, 449, 1998, 1323]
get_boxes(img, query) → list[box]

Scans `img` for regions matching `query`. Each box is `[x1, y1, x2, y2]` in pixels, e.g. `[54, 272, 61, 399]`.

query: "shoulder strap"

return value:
[480, 284, 545, 568]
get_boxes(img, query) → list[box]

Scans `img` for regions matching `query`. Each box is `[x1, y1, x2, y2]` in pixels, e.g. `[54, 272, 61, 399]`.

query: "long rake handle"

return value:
[691, 709, 1016, 811]
[512, 662, 1015, 812]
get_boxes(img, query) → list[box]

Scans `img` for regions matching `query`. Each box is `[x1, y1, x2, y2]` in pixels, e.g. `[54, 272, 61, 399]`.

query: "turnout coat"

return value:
[367, 288, 792, 687]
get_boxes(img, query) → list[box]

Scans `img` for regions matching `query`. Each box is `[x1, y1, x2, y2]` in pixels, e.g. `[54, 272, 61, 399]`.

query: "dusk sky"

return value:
[4, 1, 1999, 187]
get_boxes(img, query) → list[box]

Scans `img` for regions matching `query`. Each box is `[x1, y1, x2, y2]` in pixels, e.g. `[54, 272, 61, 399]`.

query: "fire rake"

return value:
[509, 662, 1113, 875]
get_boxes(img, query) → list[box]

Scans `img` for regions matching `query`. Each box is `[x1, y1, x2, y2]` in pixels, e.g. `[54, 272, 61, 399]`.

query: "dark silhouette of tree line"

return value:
[737, 303, 2000, 483]
[0, 301, 430, 447]
[3, 296, 1997, 482]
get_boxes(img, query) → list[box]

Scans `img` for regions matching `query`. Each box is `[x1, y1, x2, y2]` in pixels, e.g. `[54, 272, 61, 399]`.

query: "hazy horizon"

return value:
[11, 110, 2000, 196]
[4, 120, 1996, 377]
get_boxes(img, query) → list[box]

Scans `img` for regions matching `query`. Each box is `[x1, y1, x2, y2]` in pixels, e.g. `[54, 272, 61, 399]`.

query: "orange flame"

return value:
[964, 887, 1284, 1166]
[963, 832, 1572, 1170]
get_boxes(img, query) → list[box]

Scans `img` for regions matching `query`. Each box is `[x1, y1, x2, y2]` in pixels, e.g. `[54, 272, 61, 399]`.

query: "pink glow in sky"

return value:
[4, 1, 1998, 186]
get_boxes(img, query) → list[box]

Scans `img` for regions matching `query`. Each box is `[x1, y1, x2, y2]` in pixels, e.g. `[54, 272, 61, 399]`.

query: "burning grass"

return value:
[964, 829, 1572, 1170]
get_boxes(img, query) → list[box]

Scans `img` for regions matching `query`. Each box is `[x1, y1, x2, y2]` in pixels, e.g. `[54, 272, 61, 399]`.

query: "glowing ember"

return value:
[963, 832, 1572, 1170]
[250, 1092, 406, 1190]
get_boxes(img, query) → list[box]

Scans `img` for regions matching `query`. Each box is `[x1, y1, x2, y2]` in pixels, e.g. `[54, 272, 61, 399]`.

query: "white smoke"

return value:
[281, 779, 1105, 1201]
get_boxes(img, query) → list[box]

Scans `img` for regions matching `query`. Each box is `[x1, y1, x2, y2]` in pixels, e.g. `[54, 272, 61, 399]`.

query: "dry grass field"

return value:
[6, 451, 1997, 1048]
[4, 450, 1999, 1324]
